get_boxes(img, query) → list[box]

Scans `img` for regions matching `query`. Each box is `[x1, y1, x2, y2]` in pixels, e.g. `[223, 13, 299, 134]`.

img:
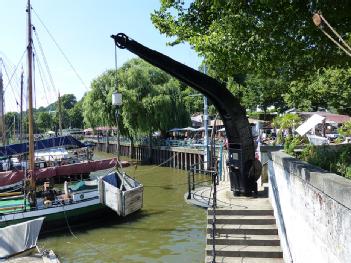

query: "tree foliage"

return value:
[37, 111, 54, 132]
[284, 67, 351, 114]
[82, 58, 190, 138]
[82, 70, 116, 129]
[152, 1, 350, 79]
[272, 113, 301, 131]
[228, 74, 287, 112]
[338, 120, 351, 137]
[120, 58, 190, 136]
[152, 1, 351, 112]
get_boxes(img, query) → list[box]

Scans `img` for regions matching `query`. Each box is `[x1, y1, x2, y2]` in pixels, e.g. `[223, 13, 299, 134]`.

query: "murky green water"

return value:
[39, 151, 207, 263]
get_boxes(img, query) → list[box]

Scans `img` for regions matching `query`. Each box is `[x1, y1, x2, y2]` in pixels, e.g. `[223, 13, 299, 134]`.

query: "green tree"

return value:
[229, 74, 287, 113]
[338, 121, 351, 137]
[83, 58, 190, 157]
[82, 71, 115, 129]
[60, 94, 77, 110]
[118, 58, 189, 137]
[152, 1, 351, 112]
[37, 111, 54, 132]
[284, 67, 351, 113]
[152, 1, 350, 79]
[272, 113, 301, 144]
[68, 99, 84, 129]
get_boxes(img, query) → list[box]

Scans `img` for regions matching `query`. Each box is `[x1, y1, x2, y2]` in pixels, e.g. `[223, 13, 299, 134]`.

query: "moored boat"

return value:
[0, 169, 143, 232]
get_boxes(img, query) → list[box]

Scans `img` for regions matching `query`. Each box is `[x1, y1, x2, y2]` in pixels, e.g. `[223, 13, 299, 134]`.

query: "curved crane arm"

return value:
[111, 33, 258, 195]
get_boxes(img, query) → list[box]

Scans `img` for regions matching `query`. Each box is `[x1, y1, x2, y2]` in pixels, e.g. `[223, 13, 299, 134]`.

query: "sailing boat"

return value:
[0, 0, 143, 231]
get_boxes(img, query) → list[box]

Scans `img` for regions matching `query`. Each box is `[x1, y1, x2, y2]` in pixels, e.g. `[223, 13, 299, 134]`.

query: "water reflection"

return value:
[39, 151, 207, 263]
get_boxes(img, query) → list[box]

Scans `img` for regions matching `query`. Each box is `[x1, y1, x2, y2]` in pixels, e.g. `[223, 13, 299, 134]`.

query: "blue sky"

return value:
[0, 0, 202, 112]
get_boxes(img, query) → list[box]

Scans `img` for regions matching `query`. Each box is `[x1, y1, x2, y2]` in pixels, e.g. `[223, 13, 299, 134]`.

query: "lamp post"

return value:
[203, 65, 209, 171]
[112, 91, 122, 160]
[203, 95, 209, 170]
[189, 93, 209, 170]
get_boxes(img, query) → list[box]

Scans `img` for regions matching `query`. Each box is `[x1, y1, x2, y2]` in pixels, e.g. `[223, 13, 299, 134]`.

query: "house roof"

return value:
[299, 112, 351, 124]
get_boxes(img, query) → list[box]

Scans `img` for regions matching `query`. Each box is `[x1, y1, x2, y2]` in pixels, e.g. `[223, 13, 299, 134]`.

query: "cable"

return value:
[3, 48, 27, 93]
[33, 27, 57, 95]
[31, 7, 89, 91]
[131, 153, 177, 173]
[1, 60, 20, 108]
[32, 46, 51, 106]
[142, 179, 212, 188]
[62, 205, 117, 262]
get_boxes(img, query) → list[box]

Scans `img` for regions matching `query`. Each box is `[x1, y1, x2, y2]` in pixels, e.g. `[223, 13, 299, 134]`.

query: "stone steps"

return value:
[209, 209, 274, 216]
[206, 202, 283, 263]
[206, 245, 283, 258]
[208, 224, 279, 235]
[207, 234, 281, 246]
[208, 215, 277, 225]
[205, 256, 284, 263]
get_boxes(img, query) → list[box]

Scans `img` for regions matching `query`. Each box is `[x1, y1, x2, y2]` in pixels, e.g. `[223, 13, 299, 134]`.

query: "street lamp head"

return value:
[112, 91, 122, 106]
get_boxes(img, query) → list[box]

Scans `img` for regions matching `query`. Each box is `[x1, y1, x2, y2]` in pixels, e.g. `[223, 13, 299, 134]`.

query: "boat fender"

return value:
[64, 181, 69, 196]
[44, 200, 52, 208]
[80, 194, 84, 200]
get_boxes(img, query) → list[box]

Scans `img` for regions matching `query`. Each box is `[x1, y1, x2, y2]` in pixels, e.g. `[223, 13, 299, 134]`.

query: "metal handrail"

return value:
[211, 170, 218, 263]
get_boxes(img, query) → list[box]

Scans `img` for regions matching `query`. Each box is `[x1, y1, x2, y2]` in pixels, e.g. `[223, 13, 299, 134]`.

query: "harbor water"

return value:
[39, 151, 207, 263]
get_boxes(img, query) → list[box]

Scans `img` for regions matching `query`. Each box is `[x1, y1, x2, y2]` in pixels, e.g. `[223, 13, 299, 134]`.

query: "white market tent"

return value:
[169, 127, 197, 132]
[296, 114, 325, 136]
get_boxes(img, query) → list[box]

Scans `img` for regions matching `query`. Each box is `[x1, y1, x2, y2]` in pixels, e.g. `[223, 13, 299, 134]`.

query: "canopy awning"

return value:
[0, 135, 86, 157]
[169, 127, 196, 132]
[84, 128, 94, 132]
[296, 114, 325, 136]
[194, 127, 213, 131]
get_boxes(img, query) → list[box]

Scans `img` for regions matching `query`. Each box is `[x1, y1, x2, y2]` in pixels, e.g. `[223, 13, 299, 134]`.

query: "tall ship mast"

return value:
[27, 0, 35, 190]
[0, 61, 5, 146]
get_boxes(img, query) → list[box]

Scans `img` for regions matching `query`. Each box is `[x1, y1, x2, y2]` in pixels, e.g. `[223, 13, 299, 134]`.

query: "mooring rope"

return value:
[131, 152, 177, 174]
[62, 205, 118, 262]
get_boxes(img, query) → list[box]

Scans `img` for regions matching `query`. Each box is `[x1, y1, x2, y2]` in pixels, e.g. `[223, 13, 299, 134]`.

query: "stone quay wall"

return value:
[268, 151, 351, 263]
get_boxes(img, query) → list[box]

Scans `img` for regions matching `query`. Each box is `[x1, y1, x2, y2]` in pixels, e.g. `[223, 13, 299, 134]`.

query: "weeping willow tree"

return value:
[83, 58, 190, 159]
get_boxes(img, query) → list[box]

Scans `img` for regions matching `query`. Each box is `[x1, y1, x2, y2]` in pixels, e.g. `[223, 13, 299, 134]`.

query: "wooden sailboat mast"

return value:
[20, 69, 24, 144]
[0, 62, 5, 146]
[58, 92, 63, 136]
[27, 0, 35, 188]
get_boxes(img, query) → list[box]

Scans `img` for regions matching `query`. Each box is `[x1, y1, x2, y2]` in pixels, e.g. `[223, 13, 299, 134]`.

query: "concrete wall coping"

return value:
[271, 150, 351, 210]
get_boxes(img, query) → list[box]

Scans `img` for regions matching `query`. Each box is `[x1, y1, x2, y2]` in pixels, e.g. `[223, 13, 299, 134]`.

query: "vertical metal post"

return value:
[211, 171, 217, 263]
[192, 168, 195, 191]
[203, 96, 209, 170]
[187, 168, 192, 199]
[203, 65, 209, 171]
[115, 108, 120, 160]
[218, 144, 223, 181]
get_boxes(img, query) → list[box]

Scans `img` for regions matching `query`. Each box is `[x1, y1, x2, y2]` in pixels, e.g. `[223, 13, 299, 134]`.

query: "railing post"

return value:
[187, 167, 192, 199]
[211, 171, 217, 263]
[192, 168, 195, 191]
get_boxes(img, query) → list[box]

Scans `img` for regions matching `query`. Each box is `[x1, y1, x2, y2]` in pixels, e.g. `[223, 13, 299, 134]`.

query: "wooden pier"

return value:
[95, 141, 207, 171]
